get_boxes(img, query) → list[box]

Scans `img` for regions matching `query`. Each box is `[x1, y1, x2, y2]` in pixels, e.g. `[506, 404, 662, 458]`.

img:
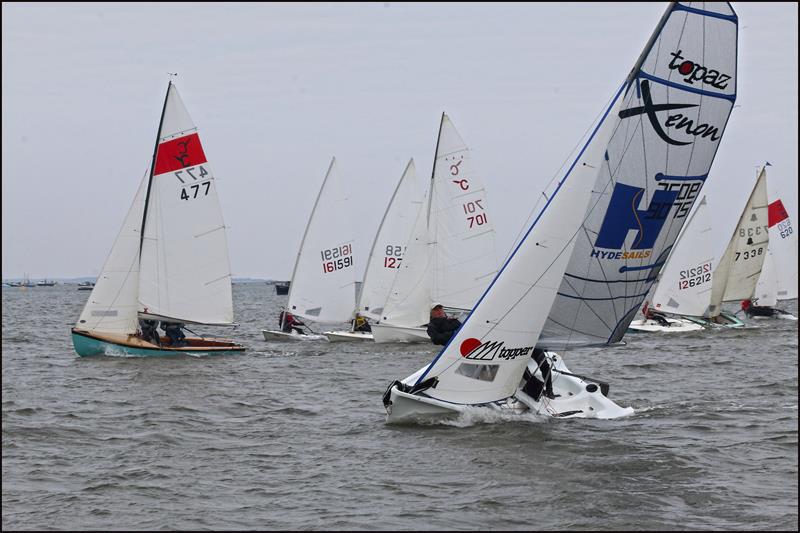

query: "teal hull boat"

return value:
[71, 329, 245, 357]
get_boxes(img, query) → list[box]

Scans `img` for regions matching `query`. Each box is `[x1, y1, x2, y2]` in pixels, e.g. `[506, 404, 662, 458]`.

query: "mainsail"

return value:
[650, 195, 715, 317]
[357, 159, 424, 322]
[286, 157, 357, 323]
[764, 196, 798, 300]
[379, 113, 498, 327]
[707, 166, 769, 313]
[539, 1, 738, 349]
[138, 82, 234, 325]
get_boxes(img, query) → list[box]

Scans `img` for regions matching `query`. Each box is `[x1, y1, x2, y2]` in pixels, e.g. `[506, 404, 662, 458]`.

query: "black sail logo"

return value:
[619, 80, 721, 146]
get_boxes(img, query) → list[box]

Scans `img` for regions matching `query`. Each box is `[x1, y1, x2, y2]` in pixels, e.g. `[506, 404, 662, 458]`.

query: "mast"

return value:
[357, 159, 415, 312]
[139, 81, 172, 258]
[285, 157, 338, 309]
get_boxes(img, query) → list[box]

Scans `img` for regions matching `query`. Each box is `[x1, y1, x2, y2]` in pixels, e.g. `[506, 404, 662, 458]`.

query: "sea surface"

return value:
[2, 284, 798, 530]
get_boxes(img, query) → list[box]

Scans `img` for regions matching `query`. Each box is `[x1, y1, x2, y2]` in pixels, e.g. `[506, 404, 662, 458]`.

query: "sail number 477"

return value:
[174, 166, 212, 201]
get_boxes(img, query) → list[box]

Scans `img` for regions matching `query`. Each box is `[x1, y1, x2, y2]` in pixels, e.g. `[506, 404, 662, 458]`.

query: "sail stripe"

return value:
[673, 3, 738, 23]
[154, 132, 208, 175]
[637, 72, 736, 102]
[556, 291, 650, 302]
[564, 273, 656, 284]
[768, 199, 789, 227]
[655, 173, 708, 182]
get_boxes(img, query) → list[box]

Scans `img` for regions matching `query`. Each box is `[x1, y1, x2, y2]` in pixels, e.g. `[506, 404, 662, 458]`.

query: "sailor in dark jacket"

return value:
[426, 304, 462, 345]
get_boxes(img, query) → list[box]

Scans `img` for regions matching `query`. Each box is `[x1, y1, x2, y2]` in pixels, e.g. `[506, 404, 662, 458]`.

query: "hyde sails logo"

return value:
[591, 183, 679, 261]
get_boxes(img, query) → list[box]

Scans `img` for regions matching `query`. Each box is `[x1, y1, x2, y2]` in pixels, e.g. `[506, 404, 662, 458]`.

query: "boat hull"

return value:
[323, 330, 374, 342]
[385, 352, 634, 424]
[627, 316, 705, 333]
[371, 323, 429, 343]
[261, 329, 328, 342]
[683, 310, 745, 328]
[71, 329, 245, 357]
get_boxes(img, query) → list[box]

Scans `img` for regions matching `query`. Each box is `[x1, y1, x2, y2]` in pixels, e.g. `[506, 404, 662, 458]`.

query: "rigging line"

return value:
[501, 87, 620, 266]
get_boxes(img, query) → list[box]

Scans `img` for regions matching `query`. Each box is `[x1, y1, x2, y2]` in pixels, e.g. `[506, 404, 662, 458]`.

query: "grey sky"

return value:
[2, 2, 797, 280]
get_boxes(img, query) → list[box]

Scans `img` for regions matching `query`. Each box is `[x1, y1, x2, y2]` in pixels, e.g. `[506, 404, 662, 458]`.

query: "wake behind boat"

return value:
[71, 80, 245, 357]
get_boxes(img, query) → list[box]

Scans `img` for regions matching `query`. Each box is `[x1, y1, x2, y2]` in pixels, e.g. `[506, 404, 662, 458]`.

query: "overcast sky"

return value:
[3, 2, 797, 280]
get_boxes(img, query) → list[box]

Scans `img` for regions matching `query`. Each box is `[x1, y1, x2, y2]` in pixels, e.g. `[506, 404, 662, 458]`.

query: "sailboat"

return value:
[371, 113, 498, 343]
[36, 279, 56, 287]
[748, 192, 798, 319]
[638, 166, 772, 330]
[631, 166, 774, 330]
[262, 158, 356, 342]
[383, 1, 738, 423]
[325, 159, 424, 342]
[71, 81, 245, 356]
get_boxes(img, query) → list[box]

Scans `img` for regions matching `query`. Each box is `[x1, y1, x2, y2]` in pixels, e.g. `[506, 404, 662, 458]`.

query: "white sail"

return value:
[138, 83, 234, 325]
[287, 158, 356, 323]
[380, 184, 433, 327]
[765, 196, 798, 300]
[406, 86, 626, 405]
[539, 1, 738, 349]
[429, 114, 498, 310]
[75, 173, 148, 334]
[650, 195, 715, 317]
[379, 114, 498, 328]
[357, 159, 424, 321]
[753, 249, 778, 307]
[708, 167, 769, 312]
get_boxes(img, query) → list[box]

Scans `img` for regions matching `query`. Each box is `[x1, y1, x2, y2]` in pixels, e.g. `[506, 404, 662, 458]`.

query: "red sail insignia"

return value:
[154, 133, 207, 175]
[768, 199, 789, 227]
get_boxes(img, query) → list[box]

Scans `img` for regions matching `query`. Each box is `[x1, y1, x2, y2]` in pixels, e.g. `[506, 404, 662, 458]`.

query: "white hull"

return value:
[627, 317, 704, 333]
[371, 323, 429, 344]
[323, 330, 375, 342]
[261, 329, 328, 342]
[385, 353, 634, 424]
[749, 312, 797, 321]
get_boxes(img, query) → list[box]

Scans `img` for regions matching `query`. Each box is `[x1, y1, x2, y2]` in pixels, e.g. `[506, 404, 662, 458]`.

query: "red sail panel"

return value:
[154, 133, 207, 175]
[768, 199, 789, 227]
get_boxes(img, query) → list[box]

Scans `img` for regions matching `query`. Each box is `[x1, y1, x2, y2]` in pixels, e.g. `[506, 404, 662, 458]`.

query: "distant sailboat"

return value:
[371, 113, 498, 343]
[325, 159, 424, 342]
[36, 279, 56, 287]
[383, 1, 738, 422]
[747, 184, 798, 319]
[634, 166, 777, 330]
[262, 158, 356, 342]
[71, 81, 245, 356]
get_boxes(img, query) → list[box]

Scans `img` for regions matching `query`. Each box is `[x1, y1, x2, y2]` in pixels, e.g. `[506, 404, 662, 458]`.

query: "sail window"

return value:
[455, 363, 499, 382]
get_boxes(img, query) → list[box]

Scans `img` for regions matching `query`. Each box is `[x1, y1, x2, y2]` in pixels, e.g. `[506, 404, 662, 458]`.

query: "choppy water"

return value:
[2, 284, 797, 530]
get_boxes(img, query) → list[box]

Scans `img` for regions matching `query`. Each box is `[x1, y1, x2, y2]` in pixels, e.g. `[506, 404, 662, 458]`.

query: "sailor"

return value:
[352, 314, 372, 333]
[161, 321, 187, 347]
[741, 299, 778, 318]
[279, 310, 306, 334]
[139, 318, 161, 346]
[426, 304, 462, 346]
[642, 301, 670, 327]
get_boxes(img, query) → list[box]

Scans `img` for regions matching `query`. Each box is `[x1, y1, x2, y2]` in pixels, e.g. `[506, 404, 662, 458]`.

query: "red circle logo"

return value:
[678, 61, 694, 75]
[460, 337, 481, 357]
